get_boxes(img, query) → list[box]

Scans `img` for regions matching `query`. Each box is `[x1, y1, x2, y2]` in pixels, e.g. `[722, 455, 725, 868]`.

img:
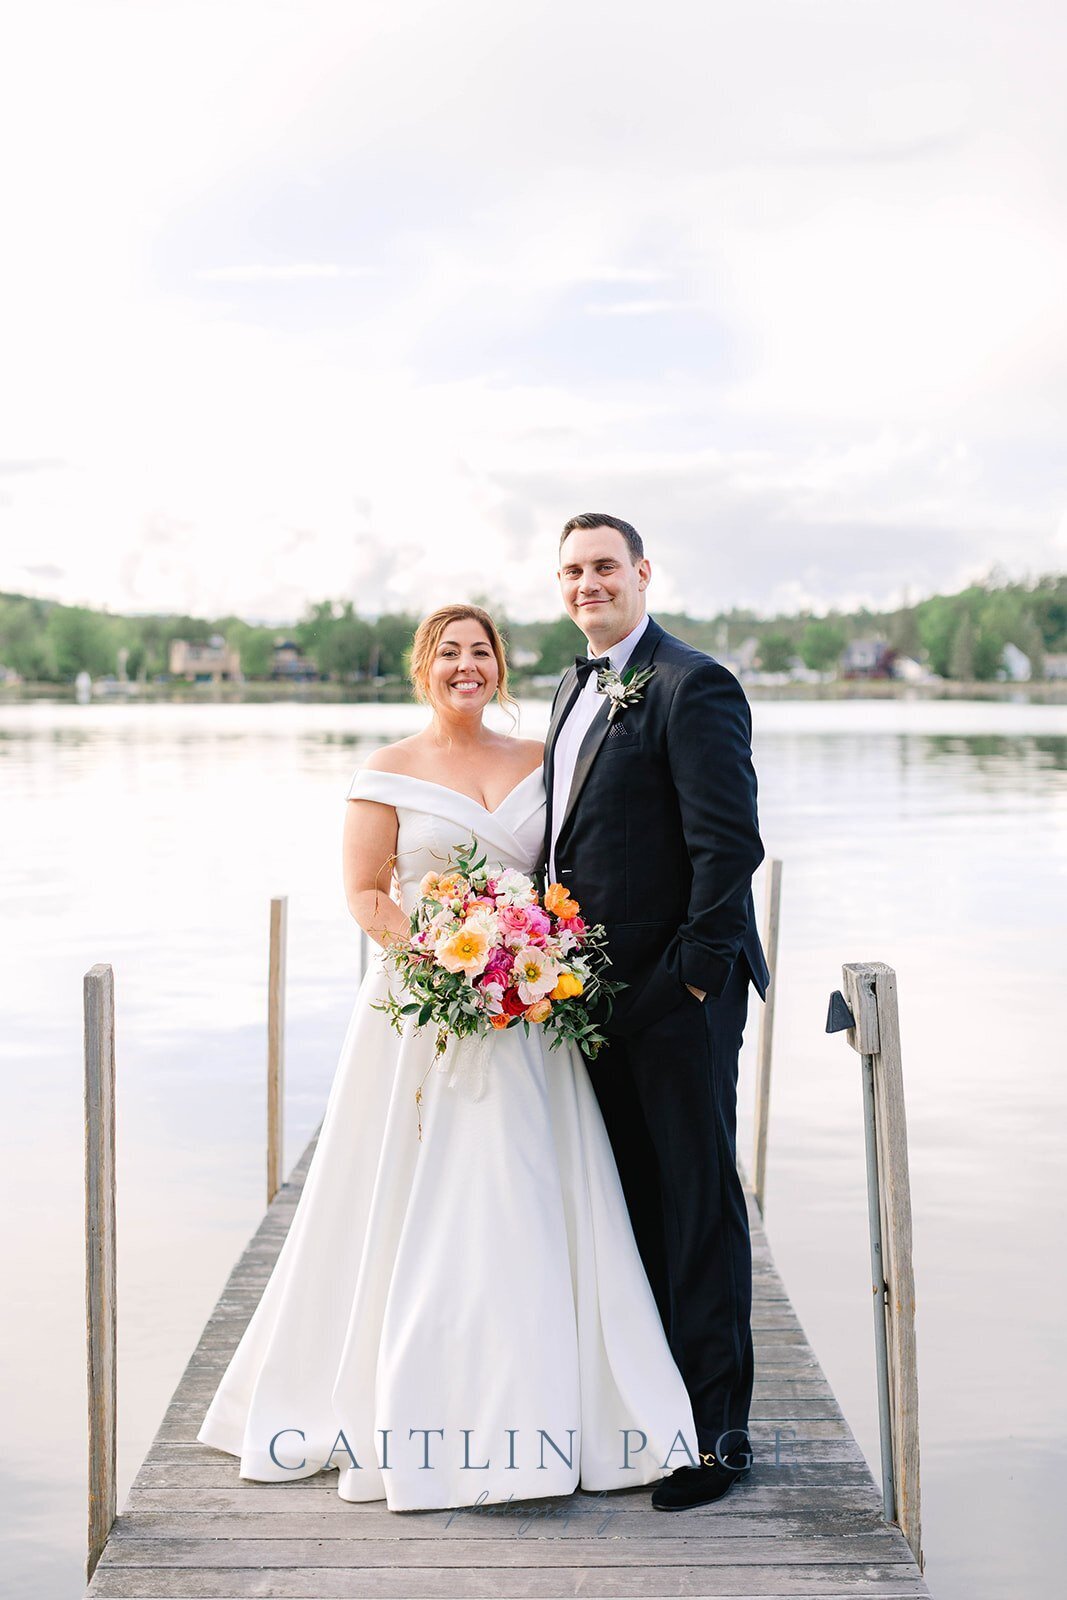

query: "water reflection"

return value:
[921, 730, 1067, 772]
[1, 699, 1064, 1600]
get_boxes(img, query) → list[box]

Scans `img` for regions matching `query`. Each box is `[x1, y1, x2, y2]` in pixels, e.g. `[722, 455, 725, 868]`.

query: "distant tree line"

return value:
[1, 572, 1064, 685]
[734, 573, 1062, 680]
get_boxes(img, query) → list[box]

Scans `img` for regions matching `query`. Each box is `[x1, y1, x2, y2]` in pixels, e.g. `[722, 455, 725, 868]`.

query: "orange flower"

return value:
[490, 1012, 511, 1029]
[525, 997, 552, 1023]
[436, 922, 491, 977]
[544, 882, 580, 919]
[550, 971, 584, 1000]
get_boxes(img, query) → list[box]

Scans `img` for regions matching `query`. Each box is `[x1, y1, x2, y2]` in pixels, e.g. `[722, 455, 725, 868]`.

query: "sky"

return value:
[1, 0, 1065, 625]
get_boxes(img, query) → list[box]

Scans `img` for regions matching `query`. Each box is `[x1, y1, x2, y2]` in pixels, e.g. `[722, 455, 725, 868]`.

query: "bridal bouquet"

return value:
[374, 839, 621, 1069]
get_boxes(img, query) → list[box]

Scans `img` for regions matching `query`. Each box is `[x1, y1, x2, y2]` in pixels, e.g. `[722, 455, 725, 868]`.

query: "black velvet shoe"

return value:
[651, 1453, 752, 1510]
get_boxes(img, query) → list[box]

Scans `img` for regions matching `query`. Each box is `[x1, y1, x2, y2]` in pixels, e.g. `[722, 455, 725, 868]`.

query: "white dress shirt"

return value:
[548, 611, 650, 883]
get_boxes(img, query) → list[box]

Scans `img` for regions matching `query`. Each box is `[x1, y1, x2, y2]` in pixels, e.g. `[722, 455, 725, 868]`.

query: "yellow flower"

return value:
[544, 882, 580, 919]
[525, 998, 552, 1023]
[436, 921, 491, 977]
[550, 971, 584, 1000]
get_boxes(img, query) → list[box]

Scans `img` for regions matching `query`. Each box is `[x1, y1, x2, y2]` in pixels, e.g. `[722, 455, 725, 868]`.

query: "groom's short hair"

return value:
[559, 513, 644, 562]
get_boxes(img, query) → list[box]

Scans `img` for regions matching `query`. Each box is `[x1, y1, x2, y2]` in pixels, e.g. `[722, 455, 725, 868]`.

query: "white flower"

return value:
[512, 945, 560, 1003]
[594, 662, 656, 723]
[479, 980, 506, 1016]
[493, 868, 537, 906]
[464, 904, 500, 938]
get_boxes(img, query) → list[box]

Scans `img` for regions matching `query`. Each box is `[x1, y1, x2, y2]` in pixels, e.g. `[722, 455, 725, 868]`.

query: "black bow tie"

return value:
[574, 654, 612, 688]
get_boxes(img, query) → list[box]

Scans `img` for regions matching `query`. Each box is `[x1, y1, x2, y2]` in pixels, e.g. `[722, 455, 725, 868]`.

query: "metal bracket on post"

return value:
[825, 989, 855, 1035]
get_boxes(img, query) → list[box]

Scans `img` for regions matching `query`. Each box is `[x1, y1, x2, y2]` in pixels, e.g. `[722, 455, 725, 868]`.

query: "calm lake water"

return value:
[2, 697, 1065, 1598]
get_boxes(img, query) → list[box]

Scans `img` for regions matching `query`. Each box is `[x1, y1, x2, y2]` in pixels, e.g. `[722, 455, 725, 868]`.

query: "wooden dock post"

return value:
[752, 856, 782, 1213]
[834, 961, 924, 1570]
[83, 963, 116, 1582]
[267, 896, 287, 1206]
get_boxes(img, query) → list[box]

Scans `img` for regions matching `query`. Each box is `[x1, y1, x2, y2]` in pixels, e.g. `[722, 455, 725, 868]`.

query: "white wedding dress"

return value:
[197, 764, 696, 1510]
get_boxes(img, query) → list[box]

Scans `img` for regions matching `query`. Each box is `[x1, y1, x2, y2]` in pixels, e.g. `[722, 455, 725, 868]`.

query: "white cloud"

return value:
[0, 0, 1064, 624]
[584, 301, 698, 316]
[194, 264, 378, 282]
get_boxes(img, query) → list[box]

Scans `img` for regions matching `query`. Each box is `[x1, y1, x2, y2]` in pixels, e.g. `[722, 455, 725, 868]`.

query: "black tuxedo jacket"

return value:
[542, 615, 770, 1035]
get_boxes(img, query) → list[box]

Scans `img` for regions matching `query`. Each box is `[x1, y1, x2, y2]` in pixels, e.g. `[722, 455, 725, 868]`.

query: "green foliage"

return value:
[887, 608, 922, 659]
[0, 596, 58, 678]
[47, 606, 117, 678]
[948, 613, 975, 680]
[913, 577, 1065, 680]
[1030, 578, 1067, 649]
[1015, 616, 1045, 678]
[2, 568, 1066, 686]
[757, 632, 795, 673]
[534, 613, 586, 674]
[799, 619, 846, 672]
[916, 596, 958, 677]
[317, 610, 374, 679]
[367, 612, 419, 677]
[225, 621, 275, 678]
[655, 612, 723, 653]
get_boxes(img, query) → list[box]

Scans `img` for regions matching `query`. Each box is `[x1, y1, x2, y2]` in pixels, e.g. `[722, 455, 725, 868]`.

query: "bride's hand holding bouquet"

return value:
[374, 837, 621, 1066]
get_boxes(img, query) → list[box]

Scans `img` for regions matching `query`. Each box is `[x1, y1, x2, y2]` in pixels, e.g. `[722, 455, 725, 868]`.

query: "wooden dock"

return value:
[84, 1129, 931, 1600]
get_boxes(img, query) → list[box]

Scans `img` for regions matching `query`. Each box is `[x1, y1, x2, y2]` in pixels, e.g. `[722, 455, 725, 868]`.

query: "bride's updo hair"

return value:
[409, 603, 517, 715]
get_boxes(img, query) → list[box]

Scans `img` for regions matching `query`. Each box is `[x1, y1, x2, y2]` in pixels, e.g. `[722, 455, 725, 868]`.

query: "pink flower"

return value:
[521, 905, 552, 946]
[497, 906, 533, 947]
[483, 946, 515, 985]
[558, 915, 587, 940]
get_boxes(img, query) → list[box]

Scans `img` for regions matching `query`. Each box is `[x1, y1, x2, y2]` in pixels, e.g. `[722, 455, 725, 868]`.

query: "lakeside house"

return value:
[718, 636, 761, 678]
[1000, 642, 1032, 681]
[271, 638, 319, 681]
[841, 637, 895, 679]
[891, 654, 942, 684]
[786, 660, 828, 685]
[168, 635, 242, 684]
[508, 646, 540, 669]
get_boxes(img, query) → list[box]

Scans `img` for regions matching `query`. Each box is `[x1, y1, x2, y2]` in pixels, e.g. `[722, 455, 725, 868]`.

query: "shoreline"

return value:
[2, 678, 1067, 706]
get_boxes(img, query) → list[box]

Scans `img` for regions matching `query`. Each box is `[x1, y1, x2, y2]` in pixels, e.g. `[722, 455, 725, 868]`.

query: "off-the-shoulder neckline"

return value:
[352, 763, 544, 817]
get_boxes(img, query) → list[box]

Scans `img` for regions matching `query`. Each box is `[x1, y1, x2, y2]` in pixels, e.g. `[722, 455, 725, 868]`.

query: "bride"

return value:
[197, 602, 697, 1510]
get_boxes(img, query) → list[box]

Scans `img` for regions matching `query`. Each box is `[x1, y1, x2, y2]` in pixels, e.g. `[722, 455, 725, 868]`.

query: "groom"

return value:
[543, 513, 770, 1510]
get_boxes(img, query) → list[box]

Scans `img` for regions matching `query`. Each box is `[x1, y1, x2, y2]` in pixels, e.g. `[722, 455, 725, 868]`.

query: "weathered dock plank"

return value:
[84, 1132, 931, 1600]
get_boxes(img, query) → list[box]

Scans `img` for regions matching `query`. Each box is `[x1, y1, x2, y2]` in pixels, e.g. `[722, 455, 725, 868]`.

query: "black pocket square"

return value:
[606, 719, 633, 740]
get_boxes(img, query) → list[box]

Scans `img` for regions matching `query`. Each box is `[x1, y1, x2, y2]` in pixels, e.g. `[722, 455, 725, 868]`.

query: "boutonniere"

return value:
[594, 664, 655, 723]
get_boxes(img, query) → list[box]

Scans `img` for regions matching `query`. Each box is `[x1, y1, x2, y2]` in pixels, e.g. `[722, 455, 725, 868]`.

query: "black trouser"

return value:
[587, 953, 753, 1461]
